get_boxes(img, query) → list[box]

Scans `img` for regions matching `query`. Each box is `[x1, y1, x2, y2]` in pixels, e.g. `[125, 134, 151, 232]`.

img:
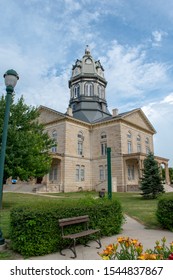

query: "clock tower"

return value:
[68, 46, 111, 123]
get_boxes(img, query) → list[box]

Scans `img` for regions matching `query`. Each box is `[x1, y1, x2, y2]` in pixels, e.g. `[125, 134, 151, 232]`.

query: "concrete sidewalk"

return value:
[29, 215, 173, 260]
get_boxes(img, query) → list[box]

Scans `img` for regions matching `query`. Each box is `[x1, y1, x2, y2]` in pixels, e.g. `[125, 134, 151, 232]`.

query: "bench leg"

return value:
[95, 238, 102, 249]
[69, 239, 77, 259]
[95, 233, 102, 249]
[60, 239, 77, 259]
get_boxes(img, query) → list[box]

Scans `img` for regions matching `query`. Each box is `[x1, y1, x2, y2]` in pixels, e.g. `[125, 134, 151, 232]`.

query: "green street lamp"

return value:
[0, 69, 19, 245]
[107, 147, 112, 200]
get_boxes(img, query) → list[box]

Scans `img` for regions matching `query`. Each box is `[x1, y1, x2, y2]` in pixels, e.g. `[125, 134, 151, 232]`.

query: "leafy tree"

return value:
[0, 95, 55, 183]
[169, 168, 173, 184]
[140, 152, 164, 199]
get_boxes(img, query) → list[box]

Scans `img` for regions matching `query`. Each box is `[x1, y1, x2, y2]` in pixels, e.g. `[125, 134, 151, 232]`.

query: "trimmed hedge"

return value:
[156, 194, 173, 231]
[10, 197, 124, 257]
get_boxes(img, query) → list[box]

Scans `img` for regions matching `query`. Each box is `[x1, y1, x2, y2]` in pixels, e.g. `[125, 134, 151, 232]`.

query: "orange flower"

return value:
[131, 239, 138, 245]
[117, 237, 125, 243]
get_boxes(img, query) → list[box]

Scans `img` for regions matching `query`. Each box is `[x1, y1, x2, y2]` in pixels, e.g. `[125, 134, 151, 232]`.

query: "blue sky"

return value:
[0, 0, 173, 166]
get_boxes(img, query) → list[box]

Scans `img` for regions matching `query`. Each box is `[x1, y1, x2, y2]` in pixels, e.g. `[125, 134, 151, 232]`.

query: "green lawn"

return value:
[0, 191, 172, 259]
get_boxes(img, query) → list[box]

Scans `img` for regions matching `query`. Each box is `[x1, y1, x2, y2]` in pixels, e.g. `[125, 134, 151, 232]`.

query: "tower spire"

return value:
[85, 45, 90, 55]
[68, 48, 111, 123]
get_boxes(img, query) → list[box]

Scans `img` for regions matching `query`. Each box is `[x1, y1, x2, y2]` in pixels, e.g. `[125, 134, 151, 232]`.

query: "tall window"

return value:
[128, 165, 135, 180]
[84, 82, 94, 96]
[99, 165, 107, 181]
[76, 165, 85, 181]
[101, 132, 107, 156]
[73, 84, 80, 98]
[137, 135, 141, 152]
[98, 85, 105, 99]
[128, 141, 132, 154]
[127, 131, 132, 154]
[49, 166, 58, 182]
[137, 144, 141, 153]
[52, 130, 57, 153]
[77, 131, 84, 156]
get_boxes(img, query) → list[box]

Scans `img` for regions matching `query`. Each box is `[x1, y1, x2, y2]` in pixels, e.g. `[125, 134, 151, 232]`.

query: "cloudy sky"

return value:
[0, 0, 173, 166]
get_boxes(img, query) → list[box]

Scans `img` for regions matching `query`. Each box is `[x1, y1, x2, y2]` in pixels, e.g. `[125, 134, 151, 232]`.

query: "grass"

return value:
[0, 191, 173, 259]
[113, 192, 161, 228]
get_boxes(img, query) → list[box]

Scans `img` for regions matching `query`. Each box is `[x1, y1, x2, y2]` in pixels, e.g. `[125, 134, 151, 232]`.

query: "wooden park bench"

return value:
[58, 215, 101, 258]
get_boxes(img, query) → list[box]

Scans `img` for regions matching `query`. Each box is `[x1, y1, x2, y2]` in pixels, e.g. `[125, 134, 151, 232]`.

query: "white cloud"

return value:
[161, 92, 173, 104]
[102, 41, 168, 101]
[142, 96, 173, 166]
[151, 30, 168, 47]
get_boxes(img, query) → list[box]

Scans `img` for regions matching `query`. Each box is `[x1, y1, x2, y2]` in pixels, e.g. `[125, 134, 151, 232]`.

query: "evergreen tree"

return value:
[0, 95, 55, 182]
[140, 152, 164, 199]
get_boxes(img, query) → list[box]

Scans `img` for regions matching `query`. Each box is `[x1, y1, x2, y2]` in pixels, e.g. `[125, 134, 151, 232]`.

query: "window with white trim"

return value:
[76, 165, 85, 181]
[128, 141, 132, 154]
[99, 165, 104, 181]
[84, 82, 94, 96]
[73, 84, 80, 98]
[99, 165, 107, 181]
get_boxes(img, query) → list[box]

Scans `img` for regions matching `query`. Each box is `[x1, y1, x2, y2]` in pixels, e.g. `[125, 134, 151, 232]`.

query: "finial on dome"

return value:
[85, 45, 90, 55]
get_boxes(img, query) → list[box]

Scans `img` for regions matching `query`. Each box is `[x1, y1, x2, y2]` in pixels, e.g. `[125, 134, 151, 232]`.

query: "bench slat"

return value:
[59, 215, 89, 227]
[62, 229, 100, 239]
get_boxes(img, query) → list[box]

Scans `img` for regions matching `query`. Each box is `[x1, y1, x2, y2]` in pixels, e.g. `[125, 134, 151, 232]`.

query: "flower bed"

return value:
[99, 237, 173, 260]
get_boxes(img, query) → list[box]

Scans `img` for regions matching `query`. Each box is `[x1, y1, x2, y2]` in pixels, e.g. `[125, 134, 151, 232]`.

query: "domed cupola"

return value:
[68, 46, 111, 123]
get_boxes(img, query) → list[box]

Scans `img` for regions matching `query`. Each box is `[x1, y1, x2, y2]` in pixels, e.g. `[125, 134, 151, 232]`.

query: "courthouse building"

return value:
[38, 46, 170, 192]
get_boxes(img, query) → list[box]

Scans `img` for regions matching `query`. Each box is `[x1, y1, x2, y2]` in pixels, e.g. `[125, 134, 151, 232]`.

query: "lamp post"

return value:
[107, 147, 112, 200]
[0, 69, 19, 245]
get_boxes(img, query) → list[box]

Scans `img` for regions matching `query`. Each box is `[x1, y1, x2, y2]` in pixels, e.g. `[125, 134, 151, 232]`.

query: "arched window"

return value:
[137, 135, 141, 142]
[98, 85, 102, 98]
[98, 85, 105, 99]
[84, 83, 94, 96]
[73, 84, 80, 98]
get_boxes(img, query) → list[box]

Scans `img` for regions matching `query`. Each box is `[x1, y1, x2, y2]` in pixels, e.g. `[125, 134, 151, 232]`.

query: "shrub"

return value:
[10, 197, 123, 257]
[156, 195, 173, 231]
[140, 152, 164, 199]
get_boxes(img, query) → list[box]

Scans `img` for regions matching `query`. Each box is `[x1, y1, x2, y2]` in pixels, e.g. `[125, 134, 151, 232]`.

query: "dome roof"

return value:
[69, 46, 107, 86]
